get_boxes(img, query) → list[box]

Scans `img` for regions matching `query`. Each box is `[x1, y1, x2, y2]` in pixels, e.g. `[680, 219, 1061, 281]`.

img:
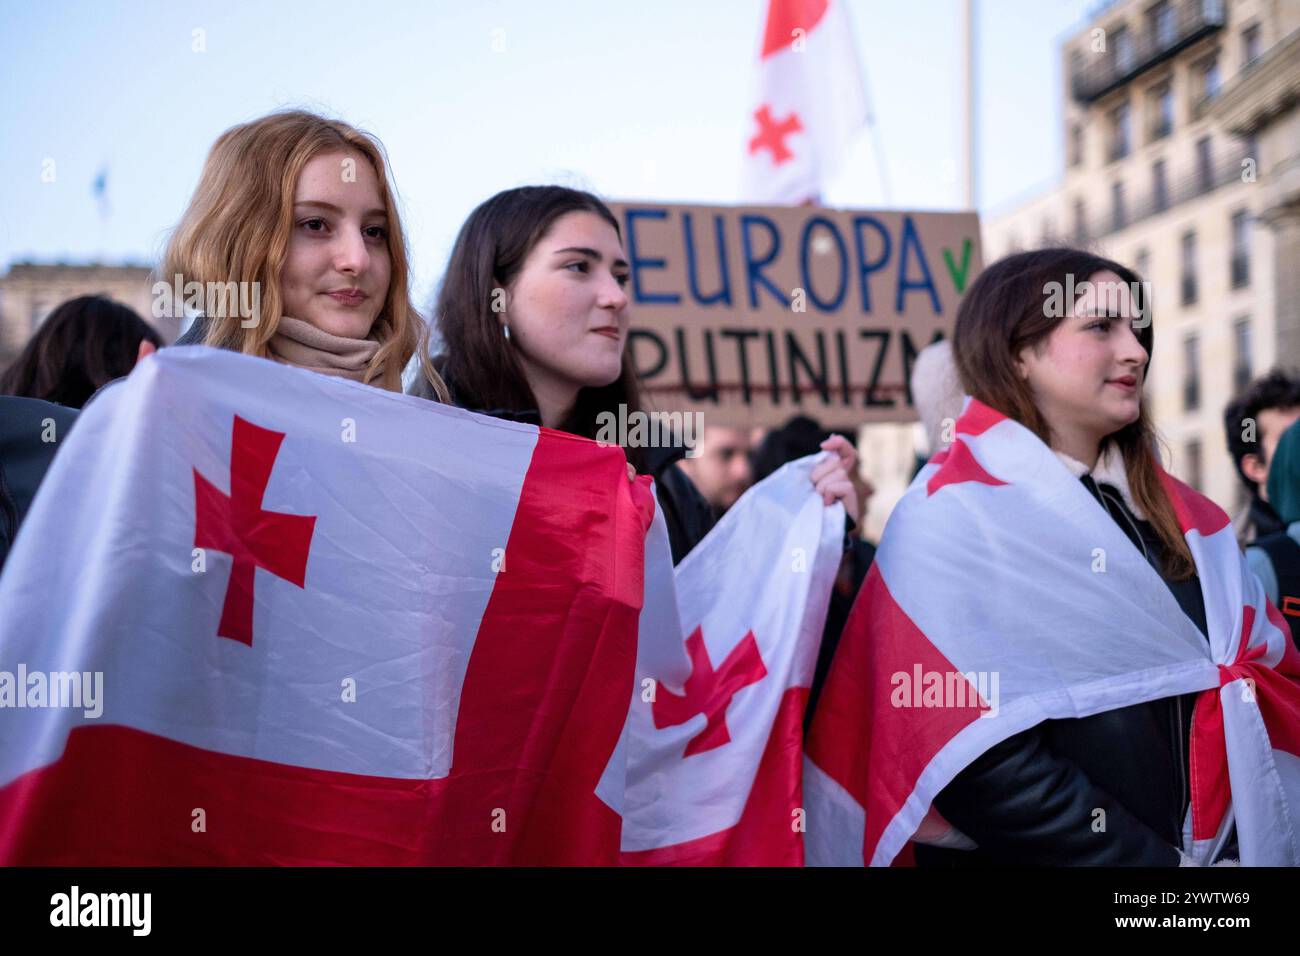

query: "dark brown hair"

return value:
[0, 295, 163, 408]
[1224, 368, 1300, 492]
[433, 185, 648, 469]
[953, 247, 1194, 579]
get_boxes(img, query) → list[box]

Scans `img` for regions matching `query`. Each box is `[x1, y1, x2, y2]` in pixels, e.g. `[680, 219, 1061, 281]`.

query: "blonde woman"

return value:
[167, 109, 446, 397]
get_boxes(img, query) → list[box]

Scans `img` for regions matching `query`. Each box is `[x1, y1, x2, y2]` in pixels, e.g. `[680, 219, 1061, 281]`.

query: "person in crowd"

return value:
[1, 295, 160, 570]
[1246, 418, 1300, 645]
[676, 425, 754, 518]
[909, 338, 965, 478]
[750, 415, 875, 727]
[0, 396, 79, 573]
[1223, 369, 1300, 547]
[417, 185, 857, 564]
[169, 109, 446, 398]
[908, 248, 1235, 866]
[0, 295, 161, 408]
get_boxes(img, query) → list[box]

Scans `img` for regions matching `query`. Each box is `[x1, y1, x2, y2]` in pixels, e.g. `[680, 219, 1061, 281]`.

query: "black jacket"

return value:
[915, 475, 1210, 867]
[642, 444, 716, 565]
[0, 397, 80, 573]
[805, 537, 876, 731]
[409, 365, 715, 566]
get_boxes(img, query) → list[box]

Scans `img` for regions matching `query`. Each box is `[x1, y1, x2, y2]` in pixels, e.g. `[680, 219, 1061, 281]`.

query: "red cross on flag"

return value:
[741, 0, 868, 204]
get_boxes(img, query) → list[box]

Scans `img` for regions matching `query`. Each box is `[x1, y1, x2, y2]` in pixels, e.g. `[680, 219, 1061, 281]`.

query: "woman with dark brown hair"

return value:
[0, 295, 162, 570]
[903, 247, 1230, 865]
[418, 185, 859, 564]
[0, 295, 161, 408]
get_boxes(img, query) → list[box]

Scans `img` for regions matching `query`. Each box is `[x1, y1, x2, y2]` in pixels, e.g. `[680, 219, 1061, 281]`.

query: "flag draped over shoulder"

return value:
[805, 398, 1300, 866]
[0, 347, 654, 865]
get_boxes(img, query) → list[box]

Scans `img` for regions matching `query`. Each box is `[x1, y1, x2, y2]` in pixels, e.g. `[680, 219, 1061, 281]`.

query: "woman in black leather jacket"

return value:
[914, 248, 1227, 867]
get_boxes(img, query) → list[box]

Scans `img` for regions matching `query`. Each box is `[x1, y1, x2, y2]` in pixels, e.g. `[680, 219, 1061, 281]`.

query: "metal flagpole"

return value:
[960, 0, 977, 210]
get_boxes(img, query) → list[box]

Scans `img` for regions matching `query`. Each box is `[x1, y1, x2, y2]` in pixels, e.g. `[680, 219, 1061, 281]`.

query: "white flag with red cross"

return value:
[613, 456, 844, 864]
[0, 347, 654, 865]
[741, 0, 868, 204]
[804, 399, 1300, 866]
[0, 347, 841, 866]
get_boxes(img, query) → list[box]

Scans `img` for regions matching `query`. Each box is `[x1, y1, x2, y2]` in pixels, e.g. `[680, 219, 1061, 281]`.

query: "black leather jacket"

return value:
[915, 475, 1211, 867]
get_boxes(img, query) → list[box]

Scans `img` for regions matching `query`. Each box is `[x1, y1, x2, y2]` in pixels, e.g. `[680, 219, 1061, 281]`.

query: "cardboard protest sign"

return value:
[608, 202, 981, 428]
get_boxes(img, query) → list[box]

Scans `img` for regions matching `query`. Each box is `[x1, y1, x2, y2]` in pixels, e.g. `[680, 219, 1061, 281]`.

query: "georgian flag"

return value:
[0, 347, 654, 865]
[741, 0, 869, 204]
[615, 455, 844, 864]
[0, 347, 840, 865]
[804, 398, 1300, 866]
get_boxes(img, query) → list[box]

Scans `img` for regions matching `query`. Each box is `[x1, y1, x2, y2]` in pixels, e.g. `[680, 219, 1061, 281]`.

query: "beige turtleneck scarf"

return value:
[268, 316, 389, 387]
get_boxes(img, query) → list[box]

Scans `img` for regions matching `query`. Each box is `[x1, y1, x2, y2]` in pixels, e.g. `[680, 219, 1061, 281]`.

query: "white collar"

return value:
[1055, 444, 1146, 520]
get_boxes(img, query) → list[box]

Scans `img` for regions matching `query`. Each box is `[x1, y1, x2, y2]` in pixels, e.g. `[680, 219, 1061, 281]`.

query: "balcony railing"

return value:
[1074, 143, 1251, 244]
[1071, 0, 1225, 103]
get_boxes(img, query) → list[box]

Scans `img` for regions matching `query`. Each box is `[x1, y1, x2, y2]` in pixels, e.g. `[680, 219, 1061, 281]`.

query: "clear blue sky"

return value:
[0, 0, 1099, 308]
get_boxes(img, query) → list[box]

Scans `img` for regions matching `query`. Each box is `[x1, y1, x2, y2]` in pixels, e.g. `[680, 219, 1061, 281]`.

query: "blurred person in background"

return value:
[677, 425, 755, 518]
[0, 294, 160, 408]
[910, 338, 966, 478]
[1224, 369, 1300, 547]
[1246, 418, 1300, 646]
[0, 295, 160, 571]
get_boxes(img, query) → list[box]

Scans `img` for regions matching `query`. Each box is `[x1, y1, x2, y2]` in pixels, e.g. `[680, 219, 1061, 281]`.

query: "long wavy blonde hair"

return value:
[162, 109, 446, 397]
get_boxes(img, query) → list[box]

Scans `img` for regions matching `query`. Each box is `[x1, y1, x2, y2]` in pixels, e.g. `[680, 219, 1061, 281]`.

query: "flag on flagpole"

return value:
[92, 165, 110, 220]
[741, 0, 869, 204]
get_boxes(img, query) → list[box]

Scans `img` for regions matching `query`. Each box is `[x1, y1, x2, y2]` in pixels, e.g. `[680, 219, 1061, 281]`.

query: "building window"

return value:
[1148, 82, 1173, 140]
[1150, 1, 1176, 48]
[1183, 334, 1200, 411]
[1185, 439, 1203, 491]
[1073, 198, 1087, 244]
[1181, 230, 1198, 305]
[1243, 132, 1259, 166]
[1201, 55, 1221, 100]
[1069, 123, 1083, 167]
[1231, 209, 1250, 288]
[1111, 182, 1127, 231]
[1109, 102, 1131, 161]
[1152, 159, 1169, 213]
[1233, 316, 1252, 393]
[1195, 136, 1213, 193]
[1113, 25, 1134, 73]
[1242, 24, 1261, 67]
